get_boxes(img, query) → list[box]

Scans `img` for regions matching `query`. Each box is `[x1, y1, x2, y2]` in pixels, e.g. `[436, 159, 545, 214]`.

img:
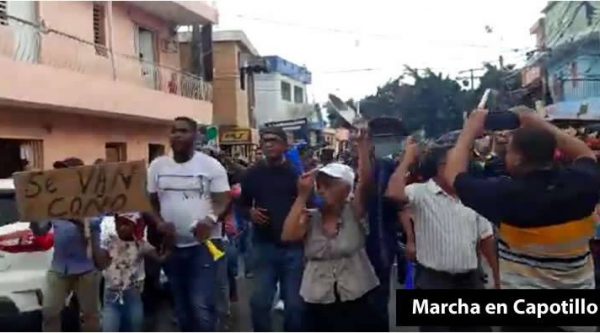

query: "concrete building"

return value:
[0, 1, 217, 177]
[254, 56, 313, 126]
[178, 30, 264, 158]
[522, 1, 600, 119]
[211, 30, 262, 158]
[211, 30, 259, 128]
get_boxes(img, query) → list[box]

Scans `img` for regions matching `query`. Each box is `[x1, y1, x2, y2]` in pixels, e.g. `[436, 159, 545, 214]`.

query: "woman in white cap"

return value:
[282, 130, 379, 331]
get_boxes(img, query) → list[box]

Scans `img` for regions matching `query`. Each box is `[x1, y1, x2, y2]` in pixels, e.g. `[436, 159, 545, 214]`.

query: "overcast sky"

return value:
[213, 0, 547, 103]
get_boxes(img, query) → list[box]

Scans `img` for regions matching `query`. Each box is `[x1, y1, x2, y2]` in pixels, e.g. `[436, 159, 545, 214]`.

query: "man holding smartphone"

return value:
[446, 108, 600, 293]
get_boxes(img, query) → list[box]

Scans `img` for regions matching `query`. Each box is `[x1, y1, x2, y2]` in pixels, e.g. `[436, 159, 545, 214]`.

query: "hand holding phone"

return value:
[484, 112, 521, 131]
[478, 88, 520, 131]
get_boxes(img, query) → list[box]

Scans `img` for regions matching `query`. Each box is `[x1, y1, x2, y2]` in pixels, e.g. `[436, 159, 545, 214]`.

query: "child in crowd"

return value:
[93, 213, 169, 332]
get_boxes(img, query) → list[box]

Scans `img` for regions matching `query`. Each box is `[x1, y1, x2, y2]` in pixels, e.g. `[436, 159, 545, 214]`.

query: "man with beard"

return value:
[147, 117, 230, 331]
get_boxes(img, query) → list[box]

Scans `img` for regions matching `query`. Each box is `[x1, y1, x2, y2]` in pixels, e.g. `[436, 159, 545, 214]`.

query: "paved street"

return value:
[150, 262, 418, 332]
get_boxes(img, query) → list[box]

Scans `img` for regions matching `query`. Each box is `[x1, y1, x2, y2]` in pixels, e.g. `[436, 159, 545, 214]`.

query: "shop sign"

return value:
[220, 129, 252, 144]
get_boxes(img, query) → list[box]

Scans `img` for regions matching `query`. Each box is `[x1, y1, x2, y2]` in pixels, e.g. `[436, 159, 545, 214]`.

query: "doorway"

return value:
[137, 26, 157, 89]
[0, 138, 43, 177]
[105, 142, 127, 163]
[148, 144, 165, 163]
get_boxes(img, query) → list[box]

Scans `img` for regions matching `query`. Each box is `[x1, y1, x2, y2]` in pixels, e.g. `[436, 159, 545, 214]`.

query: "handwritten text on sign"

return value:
[14, 160, 151, 221]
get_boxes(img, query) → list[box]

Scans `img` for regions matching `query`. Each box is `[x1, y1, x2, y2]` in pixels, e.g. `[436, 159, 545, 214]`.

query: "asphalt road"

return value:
[149, 262, 418, 332]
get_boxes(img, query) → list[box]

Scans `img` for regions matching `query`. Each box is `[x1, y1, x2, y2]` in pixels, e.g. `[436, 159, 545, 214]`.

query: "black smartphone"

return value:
[479, 88, 520, 131]
[484, 111, 521, 131]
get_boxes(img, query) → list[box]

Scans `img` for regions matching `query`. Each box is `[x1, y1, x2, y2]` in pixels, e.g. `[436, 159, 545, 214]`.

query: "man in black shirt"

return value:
[446, 109, 600, 291]
[240, 127, 306, 332]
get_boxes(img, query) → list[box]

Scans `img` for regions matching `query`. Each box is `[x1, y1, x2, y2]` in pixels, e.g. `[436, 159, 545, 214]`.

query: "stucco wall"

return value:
[254, 72, 309, 125]
[213, 41, 251, 127]
[0, 1, 212, 125]
[547, 50, 600, 102]
[35, 2, 186, 91]
[0, 55, 213, 124]
[0, 107, 171, 169]
[544, 2, 600, 48]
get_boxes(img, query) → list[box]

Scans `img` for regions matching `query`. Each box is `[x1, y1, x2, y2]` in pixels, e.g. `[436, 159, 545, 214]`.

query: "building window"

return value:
[0, 1, 7, 26]
[281, 81, 291, 101]
[93, 3, 108, 56]
[105, 142, 127, 162]
[294, 86, 304, 104]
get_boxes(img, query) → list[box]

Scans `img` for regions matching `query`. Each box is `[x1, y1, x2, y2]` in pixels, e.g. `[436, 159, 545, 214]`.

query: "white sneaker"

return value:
[274, 300, 285, 311]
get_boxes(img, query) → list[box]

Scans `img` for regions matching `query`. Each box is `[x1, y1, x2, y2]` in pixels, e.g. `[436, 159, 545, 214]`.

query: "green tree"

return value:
[360, 67, 465, 138]
[359, 63, 524, 138]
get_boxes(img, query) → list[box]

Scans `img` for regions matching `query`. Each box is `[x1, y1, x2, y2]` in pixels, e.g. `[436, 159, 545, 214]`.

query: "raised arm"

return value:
[385, 137, 419, 206]
[282, 171, 315, 242]
[445, 109, 487, 187]
[352, 129, 373, 218]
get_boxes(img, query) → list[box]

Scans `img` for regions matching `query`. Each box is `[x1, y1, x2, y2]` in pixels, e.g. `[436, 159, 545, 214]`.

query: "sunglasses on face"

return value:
[260, 137, 284, 144]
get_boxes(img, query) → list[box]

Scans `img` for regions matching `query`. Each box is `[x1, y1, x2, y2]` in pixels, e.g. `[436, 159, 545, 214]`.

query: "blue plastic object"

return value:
[285, 145, 304, 176]
[405, 262, 415, 290]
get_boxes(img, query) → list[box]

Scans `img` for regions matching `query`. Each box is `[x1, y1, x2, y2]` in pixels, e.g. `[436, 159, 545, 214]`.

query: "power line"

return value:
[229, 13, 530, 53]
[318, 68, 379, 74]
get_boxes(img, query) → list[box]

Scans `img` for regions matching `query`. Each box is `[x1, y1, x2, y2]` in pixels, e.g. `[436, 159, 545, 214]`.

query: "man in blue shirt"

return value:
[30, 157, 102, 332]
[366, 156, 400, 331]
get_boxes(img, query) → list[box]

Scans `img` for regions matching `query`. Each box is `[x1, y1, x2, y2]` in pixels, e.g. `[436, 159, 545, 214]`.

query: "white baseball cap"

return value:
[318, 163, 355, 191]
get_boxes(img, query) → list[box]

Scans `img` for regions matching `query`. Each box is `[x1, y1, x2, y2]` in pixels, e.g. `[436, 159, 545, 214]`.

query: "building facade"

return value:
[254, 55, 313, 126]
[0, 1, 216, 177]
[522, 1, 600, 120]
[210, 30, 260, 158]
[211, 30, 259, 128]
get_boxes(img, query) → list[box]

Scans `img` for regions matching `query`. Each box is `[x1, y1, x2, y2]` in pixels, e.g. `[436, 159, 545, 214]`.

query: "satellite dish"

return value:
[328, 93, 359, 128]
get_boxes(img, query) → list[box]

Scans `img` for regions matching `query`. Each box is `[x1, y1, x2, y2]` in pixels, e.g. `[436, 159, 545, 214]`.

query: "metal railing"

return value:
[0, 14, 212, 102]
[559, 78, 600, 102]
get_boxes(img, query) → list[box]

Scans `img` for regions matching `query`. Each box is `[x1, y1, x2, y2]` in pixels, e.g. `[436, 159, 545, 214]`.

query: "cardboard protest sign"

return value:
[13, 160, 151, 221]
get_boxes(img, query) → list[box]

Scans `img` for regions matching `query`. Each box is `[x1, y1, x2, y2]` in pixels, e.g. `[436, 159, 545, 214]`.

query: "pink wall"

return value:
[0, 1, 213, 124]
[0, 56, 213, 124]
[34, 2, 192, 92]
[0, 107, 171, 169]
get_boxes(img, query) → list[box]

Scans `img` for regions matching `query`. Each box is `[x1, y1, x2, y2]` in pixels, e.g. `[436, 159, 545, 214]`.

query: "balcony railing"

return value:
[0, 15, 212, 102]
[557, 78, 600, 102]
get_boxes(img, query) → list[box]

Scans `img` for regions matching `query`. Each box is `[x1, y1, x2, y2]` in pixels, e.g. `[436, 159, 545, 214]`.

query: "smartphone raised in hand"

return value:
[479, 88, 520, 131]
[484, 112, 520, 131]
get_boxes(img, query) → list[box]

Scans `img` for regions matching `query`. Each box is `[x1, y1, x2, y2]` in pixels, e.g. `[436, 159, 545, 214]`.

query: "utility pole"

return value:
[457, 67, 485, 90]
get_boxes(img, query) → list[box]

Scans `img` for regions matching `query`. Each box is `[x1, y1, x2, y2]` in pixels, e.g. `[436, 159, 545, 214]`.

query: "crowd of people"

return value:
[31, 106, 600, 332]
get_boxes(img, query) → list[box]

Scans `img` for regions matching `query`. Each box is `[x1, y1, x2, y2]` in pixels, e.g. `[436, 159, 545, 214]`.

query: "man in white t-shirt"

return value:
[147, 117, 230, 332]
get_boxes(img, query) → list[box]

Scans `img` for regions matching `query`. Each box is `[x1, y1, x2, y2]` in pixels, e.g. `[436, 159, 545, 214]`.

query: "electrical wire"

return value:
[228, 13, 531, 53]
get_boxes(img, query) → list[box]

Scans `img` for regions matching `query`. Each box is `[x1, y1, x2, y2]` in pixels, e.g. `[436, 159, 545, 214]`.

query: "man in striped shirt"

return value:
[446, 108, 600, 291]
[386, 140, 500, 292]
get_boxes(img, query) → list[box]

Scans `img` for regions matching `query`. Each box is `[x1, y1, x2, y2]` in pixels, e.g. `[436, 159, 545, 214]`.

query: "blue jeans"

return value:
[102, 286, 144, 332]
[227, 239, 239, 299]
[238, 226, 254, 275]
[250, 241, 305, 332]
[164, 245, 217, 332]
